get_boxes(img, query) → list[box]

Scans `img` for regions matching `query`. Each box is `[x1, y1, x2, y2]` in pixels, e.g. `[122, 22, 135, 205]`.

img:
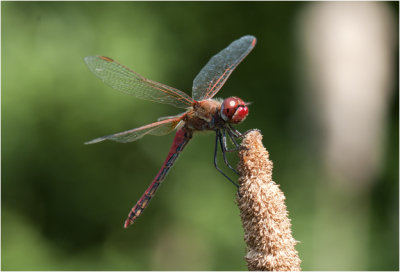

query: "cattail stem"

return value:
[236, 130, 301, 271]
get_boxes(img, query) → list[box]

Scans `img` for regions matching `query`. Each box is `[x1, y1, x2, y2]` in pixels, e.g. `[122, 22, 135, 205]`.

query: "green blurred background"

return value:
[2, 2, 398, 270]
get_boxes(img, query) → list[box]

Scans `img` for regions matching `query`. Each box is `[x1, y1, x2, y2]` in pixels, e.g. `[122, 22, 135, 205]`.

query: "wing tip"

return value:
[83, 55, 95, 64]
[251, 36, 257, 47]
[99, 56, 114, 62]
[84, 137, 106, 145]
[83, 55, 113, 64]
[242, 35, 257, 47]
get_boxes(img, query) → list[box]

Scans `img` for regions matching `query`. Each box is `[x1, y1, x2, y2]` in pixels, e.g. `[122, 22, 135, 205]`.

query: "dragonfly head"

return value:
[220, 97, 249, 124]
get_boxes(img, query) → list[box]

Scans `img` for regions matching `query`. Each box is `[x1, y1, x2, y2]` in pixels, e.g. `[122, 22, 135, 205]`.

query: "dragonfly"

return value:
[84, 35, 257, 228]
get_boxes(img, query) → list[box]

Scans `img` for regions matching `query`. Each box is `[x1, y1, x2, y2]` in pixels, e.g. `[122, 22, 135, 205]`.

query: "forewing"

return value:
[192, 35, 256, 101]
[84, 56, 194, 109]
[85, 117, 181, 144]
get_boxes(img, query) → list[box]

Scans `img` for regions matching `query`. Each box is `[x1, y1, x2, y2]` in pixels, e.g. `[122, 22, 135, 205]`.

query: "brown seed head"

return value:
[236, 130, 301, 271]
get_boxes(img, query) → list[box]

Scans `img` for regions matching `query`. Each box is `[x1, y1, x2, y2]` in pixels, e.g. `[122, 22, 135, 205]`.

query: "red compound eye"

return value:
[221, 97, 249, 124]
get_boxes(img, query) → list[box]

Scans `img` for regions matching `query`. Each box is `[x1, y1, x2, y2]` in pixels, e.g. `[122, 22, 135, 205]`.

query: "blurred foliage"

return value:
[2, 2, 398, 270]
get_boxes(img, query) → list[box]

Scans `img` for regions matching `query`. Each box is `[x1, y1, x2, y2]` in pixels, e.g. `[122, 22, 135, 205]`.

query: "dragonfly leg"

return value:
[224, 127, 241, 152]
[228, 124, 243, 138]
[229, 125, 258, 142]
[219, 130, 239, 175]
[214, 130, 239, 189]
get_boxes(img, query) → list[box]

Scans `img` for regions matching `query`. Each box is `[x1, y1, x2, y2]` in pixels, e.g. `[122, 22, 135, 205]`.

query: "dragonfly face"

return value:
[220, 97, 249, 124]
[84, 35, 257, 227]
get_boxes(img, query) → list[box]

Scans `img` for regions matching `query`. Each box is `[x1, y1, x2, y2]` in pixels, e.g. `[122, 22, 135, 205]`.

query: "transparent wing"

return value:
[157, 112, 186, 121]
[84, 56, 194, 109]
[192, 35, 256, 101]
[85, 117, 182, 144]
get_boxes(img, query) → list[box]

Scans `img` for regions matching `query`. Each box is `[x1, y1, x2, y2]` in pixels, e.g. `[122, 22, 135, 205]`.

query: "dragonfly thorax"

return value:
[184, 99, 224, 131]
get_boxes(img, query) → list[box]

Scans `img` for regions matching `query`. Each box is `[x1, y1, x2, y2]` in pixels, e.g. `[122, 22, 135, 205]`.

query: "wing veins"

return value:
[85, 56, 194, 109]
[85, 117, 182, 144]
[204, 64, 234, 99]
[192, 35, 257, 101]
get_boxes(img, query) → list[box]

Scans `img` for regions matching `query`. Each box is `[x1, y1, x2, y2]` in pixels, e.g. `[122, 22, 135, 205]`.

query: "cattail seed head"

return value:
[236, 130, 301, 271]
